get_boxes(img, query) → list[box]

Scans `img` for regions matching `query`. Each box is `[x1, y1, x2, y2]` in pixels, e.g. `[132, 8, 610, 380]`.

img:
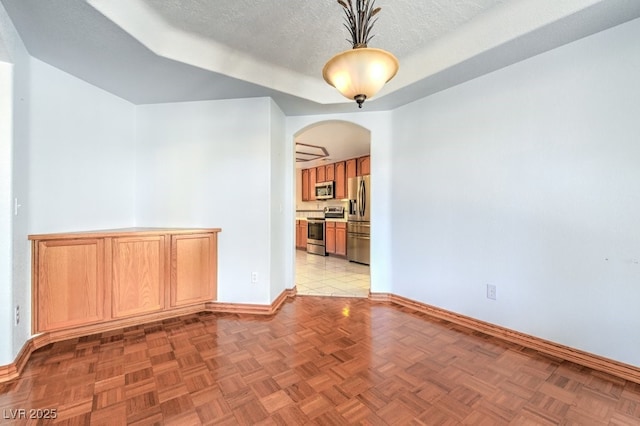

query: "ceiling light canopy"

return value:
[323, 0, 399, 108]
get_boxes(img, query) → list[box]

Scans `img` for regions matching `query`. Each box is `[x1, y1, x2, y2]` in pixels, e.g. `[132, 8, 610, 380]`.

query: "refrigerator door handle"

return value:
[357, 179, 361, 217]
[360, 179, 366, 217]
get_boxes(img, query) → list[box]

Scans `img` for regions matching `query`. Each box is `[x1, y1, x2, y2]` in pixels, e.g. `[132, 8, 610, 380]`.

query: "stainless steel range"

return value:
[306, 218, 326, 256]
[306, 206, 345, 256]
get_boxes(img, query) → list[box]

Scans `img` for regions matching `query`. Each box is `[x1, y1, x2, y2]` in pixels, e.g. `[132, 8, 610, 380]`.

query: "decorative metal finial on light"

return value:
[322, 0, 399, 108]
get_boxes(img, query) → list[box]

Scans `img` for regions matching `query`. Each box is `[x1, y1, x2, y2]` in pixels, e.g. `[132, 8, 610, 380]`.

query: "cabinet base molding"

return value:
[206, 286, 297, 315]
[0, 287, 297, 384]
[369, 292, 640, 385]
[0, 339, 34, 384]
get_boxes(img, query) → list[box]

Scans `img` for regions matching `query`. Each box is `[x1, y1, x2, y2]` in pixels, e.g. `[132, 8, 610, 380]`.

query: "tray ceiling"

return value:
[1, 0, 640, 115]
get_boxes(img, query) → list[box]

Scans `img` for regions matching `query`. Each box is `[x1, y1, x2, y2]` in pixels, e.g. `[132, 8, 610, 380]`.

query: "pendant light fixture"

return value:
[323, 0, 399, 108]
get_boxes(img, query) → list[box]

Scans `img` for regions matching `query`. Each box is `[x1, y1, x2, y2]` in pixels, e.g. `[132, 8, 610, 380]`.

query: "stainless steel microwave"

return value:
[315, 181, 334, 199]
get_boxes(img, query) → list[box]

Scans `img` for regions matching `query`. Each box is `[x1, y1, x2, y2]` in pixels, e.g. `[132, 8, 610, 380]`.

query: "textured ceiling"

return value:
[1, 0, 640, 116]
[141, 0, 507, 78]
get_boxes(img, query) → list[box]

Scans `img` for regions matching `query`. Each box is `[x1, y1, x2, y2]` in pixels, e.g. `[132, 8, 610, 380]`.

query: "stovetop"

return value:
[324, 206, 345, 219]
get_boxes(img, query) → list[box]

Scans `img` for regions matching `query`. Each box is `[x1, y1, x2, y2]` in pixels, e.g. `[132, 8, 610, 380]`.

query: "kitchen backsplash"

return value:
[296, 200, 349, 219]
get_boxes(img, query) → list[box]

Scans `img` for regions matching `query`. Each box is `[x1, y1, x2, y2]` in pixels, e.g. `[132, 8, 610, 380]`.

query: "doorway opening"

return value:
[293, 120, 371, 297]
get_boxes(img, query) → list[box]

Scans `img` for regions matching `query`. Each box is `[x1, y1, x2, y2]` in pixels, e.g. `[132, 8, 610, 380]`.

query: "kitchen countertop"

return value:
[295, 218, 347, 223]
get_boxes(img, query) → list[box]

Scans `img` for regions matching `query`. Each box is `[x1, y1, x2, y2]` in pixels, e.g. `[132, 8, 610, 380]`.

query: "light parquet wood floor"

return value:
[1, 297, 639, 425]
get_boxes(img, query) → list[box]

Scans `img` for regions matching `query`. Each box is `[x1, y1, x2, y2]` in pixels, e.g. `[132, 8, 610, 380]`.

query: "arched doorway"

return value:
[293, 120, 371, 297]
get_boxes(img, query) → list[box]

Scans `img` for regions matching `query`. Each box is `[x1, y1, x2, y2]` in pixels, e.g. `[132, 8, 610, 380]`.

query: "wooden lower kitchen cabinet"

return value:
[325, 221, 347, 256]
[296, 220, 308, 249]
[326, 222, 336, 253]
[30, 228, 220, 335]
[335, 222, 347, 256]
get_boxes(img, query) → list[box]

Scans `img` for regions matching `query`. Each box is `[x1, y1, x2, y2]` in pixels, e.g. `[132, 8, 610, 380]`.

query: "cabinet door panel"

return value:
[336, 223, 347, 256]
[112, 236, 164, 318]
[335, 161, 346, 200]
[346, 159, 357, 180]
[36, 239, 105, 332]
[325, 164, 335, 182]
[357, 156, 370, 176]
[325, 222, 336, 254]
[309, 168, 317, 200]
[171, 233, 217, 306]
[301, 221, 308, 247]
[302, 169, 310, 201]
[317, 166, 326, 183]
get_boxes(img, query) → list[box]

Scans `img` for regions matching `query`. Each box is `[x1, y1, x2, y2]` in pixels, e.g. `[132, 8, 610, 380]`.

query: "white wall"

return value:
[8, 39, 30, 362]
[135, 98, 274, 304]
[269, 99, 290, 300]
[391, 17, 640, 366]
[0, 55, 136, 362]
[29, 58, 136, 233]
[1, 5, 137, 362]
[0, 61, 13, 365]
[0, 1, 30, 365]
[286, 112, 394, 295]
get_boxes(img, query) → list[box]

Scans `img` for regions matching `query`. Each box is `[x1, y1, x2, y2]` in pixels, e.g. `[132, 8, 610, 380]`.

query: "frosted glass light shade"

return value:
[323, 47, 399, 105]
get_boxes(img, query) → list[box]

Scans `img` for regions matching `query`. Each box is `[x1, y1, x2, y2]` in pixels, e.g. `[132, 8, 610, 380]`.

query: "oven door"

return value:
[307, 220, 324, 244]
[306, 220, 327, 256]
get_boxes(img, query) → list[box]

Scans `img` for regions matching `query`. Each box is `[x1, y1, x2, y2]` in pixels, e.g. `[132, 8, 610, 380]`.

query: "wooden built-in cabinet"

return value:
[111, 235, 165, 319]
[34, 238, 106, 332]
[171, 233, 217, 307]
[325, 221, 347, 256]
[31, 228, 220, 335]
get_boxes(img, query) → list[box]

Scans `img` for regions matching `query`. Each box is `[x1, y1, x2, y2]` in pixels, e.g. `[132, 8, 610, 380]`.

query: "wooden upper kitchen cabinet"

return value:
[357, 155, 370, 176]
[30, 228, 220, 336]
[171, 233, 217, 307]
[316, 165, 326, 183]
[334, 161, 346, 199]
[301, 169, 310, 201]
[346, 158, 357, 180]
[309, 167, 317, 200]
[111, 235, 165, 318]
[33, 238, 105, 332]
[299, 155, 367, 202]
[325, 163, 335, 182]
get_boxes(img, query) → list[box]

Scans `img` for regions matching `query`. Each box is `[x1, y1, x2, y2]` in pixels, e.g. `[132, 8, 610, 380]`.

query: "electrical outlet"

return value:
[486, 284, 496, 300]
[251, 272, 258, 284]
[15, 305, 19, 325]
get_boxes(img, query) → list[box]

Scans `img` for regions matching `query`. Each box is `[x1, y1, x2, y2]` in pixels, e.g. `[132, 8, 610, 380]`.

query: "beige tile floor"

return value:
[295, 249, 370, 297]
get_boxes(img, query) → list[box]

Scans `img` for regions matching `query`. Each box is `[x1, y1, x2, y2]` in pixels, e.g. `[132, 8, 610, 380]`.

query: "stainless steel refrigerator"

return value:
[347, 175, 370, 265]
